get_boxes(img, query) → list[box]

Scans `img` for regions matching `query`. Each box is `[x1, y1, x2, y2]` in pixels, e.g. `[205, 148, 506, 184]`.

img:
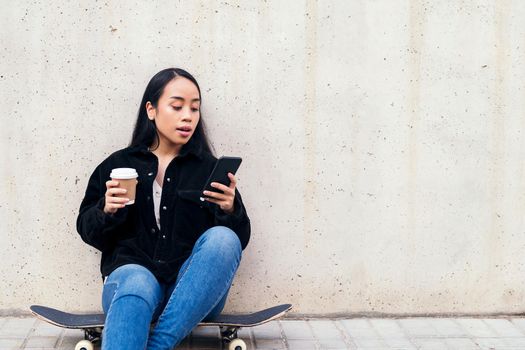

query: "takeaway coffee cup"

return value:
[110, 168, 139, 205]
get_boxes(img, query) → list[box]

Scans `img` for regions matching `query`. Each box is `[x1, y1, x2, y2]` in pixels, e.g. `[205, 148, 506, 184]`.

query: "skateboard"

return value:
[30, 303, 292, 350]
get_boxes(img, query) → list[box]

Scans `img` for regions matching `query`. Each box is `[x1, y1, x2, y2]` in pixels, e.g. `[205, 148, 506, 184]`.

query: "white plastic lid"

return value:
[110, 168, 138, 179]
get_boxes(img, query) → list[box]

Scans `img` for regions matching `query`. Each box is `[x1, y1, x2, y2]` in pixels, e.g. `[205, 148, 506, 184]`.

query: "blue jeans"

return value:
[101, 226, 242, 350]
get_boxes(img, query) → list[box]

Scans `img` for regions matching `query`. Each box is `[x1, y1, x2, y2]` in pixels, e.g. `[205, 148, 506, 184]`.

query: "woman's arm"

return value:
[76, 163, 128, 251]
[202, 172, 251, 249]
[213, 188, 251, 250]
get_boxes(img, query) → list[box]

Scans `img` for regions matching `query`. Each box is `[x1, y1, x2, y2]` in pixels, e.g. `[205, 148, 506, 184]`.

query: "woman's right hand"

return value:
[103, 180, 129, 214]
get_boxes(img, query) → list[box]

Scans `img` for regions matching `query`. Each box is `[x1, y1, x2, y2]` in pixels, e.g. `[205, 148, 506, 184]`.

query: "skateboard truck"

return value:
[220, 326, 246, 350]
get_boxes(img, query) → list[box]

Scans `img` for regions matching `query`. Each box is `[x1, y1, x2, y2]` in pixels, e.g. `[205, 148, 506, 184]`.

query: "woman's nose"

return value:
[181, 107, 192, 121]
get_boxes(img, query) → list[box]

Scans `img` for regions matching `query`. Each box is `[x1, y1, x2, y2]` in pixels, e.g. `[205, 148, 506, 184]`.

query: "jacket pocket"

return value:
[177, 189, 207, 206]
[177, 189, 220, 213]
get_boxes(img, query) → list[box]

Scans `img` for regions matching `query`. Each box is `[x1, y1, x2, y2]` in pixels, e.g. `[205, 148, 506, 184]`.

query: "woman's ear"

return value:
[145, 101, 155, 120]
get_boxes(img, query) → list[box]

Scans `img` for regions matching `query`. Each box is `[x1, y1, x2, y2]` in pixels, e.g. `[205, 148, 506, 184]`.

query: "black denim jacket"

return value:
[76, 143, 250, 283]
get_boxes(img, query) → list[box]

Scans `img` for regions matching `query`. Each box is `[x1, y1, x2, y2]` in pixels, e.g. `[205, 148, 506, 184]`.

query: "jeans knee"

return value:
[199, 226, 242, 260]
[104, 264, 161, 312]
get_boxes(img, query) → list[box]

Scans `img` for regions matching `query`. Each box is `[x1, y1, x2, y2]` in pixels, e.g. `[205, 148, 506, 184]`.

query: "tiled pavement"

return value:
[3, 315, 525, 349]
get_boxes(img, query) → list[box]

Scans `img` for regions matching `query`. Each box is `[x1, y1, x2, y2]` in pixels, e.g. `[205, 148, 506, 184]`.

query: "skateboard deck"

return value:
[30, 303, 292, 350]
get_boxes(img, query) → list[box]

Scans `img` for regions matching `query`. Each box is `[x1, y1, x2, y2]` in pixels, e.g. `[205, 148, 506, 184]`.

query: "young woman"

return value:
[76, 68, 250, 349]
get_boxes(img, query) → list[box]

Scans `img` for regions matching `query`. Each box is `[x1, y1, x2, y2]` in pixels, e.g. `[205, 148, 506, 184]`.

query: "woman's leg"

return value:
[102, 264, 164, 350]
[162, 262, 231, 322]
[203, 286, 230, 321]
[162, 277, 231, 322]
[147, 226, 242, 350]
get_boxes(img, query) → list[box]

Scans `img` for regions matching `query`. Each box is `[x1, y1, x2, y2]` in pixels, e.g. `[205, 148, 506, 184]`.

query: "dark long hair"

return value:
[130, 68, 214, 155]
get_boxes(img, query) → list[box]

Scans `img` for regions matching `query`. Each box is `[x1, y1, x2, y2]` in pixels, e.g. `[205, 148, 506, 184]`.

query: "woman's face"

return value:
[146, 77, 201, 151]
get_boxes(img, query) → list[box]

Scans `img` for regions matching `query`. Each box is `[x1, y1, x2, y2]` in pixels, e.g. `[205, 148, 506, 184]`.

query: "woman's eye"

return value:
[172, 106, 182, 111]
[192, 108, 200, 112]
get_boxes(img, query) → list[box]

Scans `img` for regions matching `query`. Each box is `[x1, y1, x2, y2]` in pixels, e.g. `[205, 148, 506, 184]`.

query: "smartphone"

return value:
[201, 156, 242, 196]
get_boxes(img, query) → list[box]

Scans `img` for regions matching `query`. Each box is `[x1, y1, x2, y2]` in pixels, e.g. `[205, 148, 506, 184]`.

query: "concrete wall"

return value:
[1, 0, 525, 316]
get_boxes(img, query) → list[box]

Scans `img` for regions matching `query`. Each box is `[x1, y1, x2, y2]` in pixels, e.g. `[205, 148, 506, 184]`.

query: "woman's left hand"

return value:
[203, 173, 236, 214]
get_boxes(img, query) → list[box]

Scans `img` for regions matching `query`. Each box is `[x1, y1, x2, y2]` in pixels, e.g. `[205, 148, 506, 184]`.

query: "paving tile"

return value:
[456, 319, 499, 338]
[352, 337, 386, 347]
[428, 318, 466, 337]
[32, 321, 63, 337]
[398, 318, 437, 337]
[484, 319, 525, 337]
[510, 318, 525, 333]
[24, 336, 60, 348]
[473, 337, 525, 349]
[369, 319, 407, 338]
[481, 348, 525, 350]
[383, 337, 417, 349]
[445, 338, 481, 349]
[491, 337, 525, 347]
[3, 317, 37, 329]
[339, 319, 378, 339]
[254, 338, 286, 349]
[317, 338, 349, 349]
[2, 317, 37, 338]
[1, 328, 33, 338]
[368, 319, 416, 349]
[411, 338, 450, 350]
[287, 339, 318, 349]
[0, 338, 25, 349]
[309, 320, 344, 340]
[510, 337, 525, 345]
[332, 321, 359, 349]
[280, 319, 315, 340]
[251, 320, 282, 339]
[473, 337, 515, 349]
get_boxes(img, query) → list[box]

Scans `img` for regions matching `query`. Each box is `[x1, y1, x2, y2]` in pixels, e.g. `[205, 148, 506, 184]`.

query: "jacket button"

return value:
[162, 235, 166, 239]
[147, 196, 151, 201]
[151, 228, 156, 233]
[167, 178, 170, 182]
[148, 172, 153, 176]
[162, 206, 167, 210]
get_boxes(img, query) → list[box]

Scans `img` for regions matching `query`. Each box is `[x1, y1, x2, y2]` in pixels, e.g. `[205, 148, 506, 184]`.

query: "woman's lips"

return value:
[176, 129, 191, 137]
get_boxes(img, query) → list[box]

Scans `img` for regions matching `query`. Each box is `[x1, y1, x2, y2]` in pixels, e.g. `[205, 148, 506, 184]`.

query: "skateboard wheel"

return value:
[75, 340, 94, 350]
[228, 338, 247, 350]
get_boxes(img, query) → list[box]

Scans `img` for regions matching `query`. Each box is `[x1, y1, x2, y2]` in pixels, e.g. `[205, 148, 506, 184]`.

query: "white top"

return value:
[153, 179, 162, 230]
